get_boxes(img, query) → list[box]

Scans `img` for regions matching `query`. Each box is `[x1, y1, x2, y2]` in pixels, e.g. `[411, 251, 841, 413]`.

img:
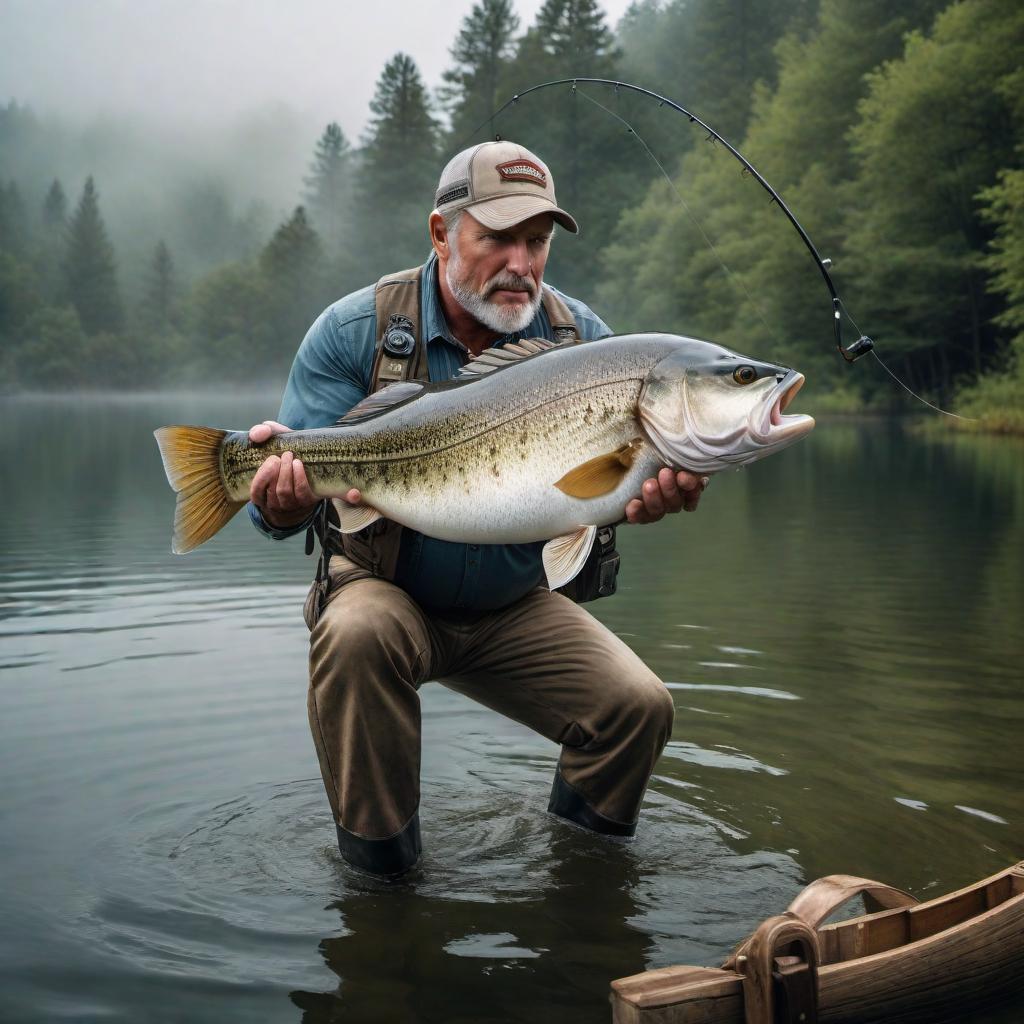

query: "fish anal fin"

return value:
[543, 525, 597, 590]
[554, 438, 645, 498]
[332, 502, 383, 534]
[338, 381, 424, 424]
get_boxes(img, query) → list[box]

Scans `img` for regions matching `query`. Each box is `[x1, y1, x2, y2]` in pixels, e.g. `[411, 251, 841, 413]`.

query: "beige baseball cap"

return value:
[435, 140, 579, 234]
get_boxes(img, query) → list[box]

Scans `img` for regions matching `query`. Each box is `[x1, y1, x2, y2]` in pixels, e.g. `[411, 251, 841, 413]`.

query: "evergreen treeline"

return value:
[0, 0, 1021, 429]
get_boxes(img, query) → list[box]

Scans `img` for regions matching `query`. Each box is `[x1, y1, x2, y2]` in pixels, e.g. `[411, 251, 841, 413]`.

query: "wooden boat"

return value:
[611, 861, 1024, 1023]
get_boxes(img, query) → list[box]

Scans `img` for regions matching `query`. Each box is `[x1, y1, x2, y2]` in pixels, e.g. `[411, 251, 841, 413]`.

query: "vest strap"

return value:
[540, 286, 581, 342]
[370, 266, 429, 391]
[321, 263, 587, 589]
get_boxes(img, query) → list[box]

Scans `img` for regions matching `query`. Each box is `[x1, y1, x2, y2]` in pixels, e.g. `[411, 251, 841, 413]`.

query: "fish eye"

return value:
[733, 365, 757, 385]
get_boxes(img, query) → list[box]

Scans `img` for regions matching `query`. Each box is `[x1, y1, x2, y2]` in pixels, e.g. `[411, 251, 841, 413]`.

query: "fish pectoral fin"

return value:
[331, 503, 383, 534]
[554, 439, 645, 498]
[543, 525, 597, 591]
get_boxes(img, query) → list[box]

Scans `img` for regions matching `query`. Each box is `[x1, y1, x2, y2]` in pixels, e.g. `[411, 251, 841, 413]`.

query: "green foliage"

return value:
[303, 123, 352, 253]
[10, 305, 88, 388]
[534, 0, 616, 61]
[2, 0, 1024, 431]
[843, 0, 1024, 399]
[978, 164, 1024, 339]
[259, 205, 331, 368]
[0, 249, 41, 338]
[186, 260, 267, 374]
[0, 180, 29, 254]
[354, 53, 439, 275]
[476, 0, 634, 296]
[953, 336, 1024, 433]
[618, 0, 815, 141]
[63, 176, 123, 335]
[441, 0, 520, 142]
[953, 155, 1024, 431]
[42, 179, 67, 230]
[144, 240, 177, 327]
[598, 0, 989, 405]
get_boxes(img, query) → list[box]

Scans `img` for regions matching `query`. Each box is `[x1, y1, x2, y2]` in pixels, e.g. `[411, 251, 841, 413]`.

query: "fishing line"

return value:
[837, 298, 975, 421]
[572, 86, 783, 349]
[462, 77, 970, 420]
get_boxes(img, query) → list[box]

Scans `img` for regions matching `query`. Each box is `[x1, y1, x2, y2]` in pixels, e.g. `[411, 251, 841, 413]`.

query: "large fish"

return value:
[155, 333, 814, 588]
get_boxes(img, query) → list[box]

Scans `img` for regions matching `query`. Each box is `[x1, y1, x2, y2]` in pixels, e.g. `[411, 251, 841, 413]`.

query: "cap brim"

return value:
[469, 194, 579, 234]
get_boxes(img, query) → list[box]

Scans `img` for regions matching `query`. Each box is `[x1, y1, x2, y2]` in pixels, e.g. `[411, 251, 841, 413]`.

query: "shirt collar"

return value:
[420, 251, 548, 351]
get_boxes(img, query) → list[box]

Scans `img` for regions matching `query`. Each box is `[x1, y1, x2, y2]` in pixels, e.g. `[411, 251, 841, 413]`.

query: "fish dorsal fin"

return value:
[542, 525, 597, 590]
[338, 381, 425, 424]
[554, 439, 646, 498]
[457, 337, 560, 378]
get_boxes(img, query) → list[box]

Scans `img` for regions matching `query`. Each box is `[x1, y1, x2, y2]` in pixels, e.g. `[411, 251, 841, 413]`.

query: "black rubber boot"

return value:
[547, 769, 637, 838]
[336, 814, 422, 878]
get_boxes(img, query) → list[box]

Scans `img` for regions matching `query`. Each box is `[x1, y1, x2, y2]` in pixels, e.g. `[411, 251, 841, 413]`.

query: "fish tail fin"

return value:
[154, 425, 245, 553]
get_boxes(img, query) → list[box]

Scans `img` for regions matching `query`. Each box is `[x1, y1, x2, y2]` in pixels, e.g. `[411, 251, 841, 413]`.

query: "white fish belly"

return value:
[359, 396, 663, 543]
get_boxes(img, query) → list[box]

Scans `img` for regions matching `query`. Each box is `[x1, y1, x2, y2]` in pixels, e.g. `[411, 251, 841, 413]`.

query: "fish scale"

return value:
[156, 332, 814, 588]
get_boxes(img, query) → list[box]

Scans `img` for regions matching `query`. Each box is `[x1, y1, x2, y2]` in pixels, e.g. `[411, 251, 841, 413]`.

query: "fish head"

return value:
[638, 338, 815, 473]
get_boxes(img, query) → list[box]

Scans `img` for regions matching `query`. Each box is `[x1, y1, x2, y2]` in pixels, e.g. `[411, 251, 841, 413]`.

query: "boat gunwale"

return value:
[612, 861, 1024, 1011]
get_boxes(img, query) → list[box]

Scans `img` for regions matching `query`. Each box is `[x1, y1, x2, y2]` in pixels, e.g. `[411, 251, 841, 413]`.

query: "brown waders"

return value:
[302, 265, 671, 876]
[307, 556, 675, 877]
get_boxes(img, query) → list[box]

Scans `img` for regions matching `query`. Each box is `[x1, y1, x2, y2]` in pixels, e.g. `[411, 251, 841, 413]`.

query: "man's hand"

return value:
[248, 420, 364, 529]
[624, 468, 708, 525]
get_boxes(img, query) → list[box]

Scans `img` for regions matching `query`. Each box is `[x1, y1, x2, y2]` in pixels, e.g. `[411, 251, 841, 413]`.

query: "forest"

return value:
[1, 0, 1022, 431]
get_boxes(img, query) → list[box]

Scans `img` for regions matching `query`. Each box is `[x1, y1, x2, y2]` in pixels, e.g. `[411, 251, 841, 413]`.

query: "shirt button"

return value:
[469, 544, 479, 551]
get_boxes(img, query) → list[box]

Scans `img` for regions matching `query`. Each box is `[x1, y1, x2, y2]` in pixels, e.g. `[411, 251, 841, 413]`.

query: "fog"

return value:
[1, 0, 633, 139]
[0, 0, 633, 284]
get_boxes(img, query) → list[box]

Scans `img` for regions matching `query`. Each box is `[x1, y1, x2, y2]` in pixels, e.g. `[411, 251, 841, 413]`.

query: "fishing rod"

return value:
[464, 77, 874, 364]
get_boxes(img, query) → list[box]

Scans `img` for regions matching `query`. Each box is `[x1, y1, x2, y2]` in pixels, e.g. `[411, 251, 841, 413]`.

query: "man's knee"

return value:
[614, 670, 675, 752]
[310, 581, 426, 688]
[635, 676, 675, 746]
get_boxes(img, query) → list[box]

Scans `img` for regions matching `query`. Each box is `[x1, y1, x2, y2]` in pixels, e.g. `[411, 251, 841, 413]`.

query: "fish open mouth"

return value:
[760, 371, 814, 441]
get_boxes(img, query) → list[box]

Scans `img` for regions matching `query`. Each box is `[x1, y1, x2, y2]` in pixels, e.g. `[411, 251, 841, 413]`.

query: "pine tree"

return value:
[36, 178, 69, 303]
[259, 206, 330, 368]
[534, 0, 615, 63]
[0, 181, 29, 254]
[354, 53, 439, 275]
[441, 0, 520, 143]
[42, 179, 67, 230]
[63, 177, 123, 335]
[303, 122, 352, 252]
[487, 0, 624, 296]
[145, 240, 176, 325]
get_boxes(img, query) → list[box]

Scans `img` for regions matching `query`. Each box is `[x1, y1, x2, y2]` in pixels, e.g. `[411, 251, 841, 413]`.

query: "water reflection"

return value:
[1, 396, 1022, 1022]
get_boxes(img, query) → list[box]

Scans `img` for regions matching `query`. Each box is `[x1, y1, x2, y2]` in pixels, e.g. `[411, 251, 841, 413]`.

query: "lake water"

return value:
[2, 393, 1022, 1023]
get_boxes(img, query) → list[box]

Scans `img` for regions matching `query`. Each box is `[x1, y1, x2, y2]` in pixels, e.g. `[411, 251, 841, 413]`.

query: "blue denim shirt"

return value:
[250, 252, 612, 610]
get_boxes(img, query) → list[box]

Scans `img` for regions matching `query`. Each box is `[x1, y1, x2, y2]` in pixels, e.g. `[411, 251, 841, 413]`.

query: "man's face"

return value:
[443, 211, 554, 334]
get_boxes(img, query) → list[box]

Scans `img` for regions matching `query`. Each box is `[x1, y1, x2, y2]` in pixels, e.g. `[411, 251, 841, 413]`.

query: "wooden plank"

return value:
[610, 864, 1024, 1023]
[816, 892, 1024, 1022]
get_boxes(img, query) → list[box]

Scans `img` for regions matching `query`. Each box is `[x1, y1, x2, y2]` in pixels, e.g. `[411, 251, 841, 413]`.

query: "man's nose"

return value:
[505, 239, 531, 277]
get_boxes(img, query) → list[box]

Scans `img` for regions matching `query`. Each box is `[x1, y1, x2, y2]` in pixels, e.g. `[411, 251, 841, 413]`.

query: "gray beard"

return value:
[446, 258, 543, 336]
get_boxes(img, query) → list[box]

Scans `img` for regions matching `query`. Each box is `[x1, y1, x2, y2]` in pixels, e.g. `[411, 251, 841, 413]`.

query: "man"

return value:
[247, 141, 706, 877]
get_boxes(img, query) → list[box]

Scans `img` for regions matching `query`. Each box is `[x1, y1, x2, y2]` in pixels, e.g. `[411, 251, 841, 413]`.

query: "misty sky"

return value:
[0, 0, 635, 139]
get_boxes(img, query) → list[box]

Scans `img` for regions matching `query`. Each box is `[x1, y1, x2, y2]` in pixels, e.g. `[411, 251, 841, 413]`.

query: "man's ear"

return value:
[429, 212, 448, 261]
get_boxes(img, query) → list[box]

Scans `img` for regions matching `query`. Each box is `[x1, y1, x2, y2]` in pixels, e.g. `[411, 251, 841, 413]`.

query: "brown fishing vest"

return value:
[325, 263, 582, 580]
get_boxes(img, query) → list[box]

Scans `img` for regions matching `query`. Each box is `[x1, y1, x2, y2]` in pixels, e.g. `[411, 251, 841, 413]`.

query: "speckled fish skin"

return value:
[217, 332, 812, 544]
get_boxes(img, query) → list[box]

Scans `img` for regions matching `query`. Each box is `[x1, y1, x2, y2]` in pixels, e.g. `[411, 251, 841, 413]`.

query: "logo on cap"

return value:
[496, 159, 547, 187]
